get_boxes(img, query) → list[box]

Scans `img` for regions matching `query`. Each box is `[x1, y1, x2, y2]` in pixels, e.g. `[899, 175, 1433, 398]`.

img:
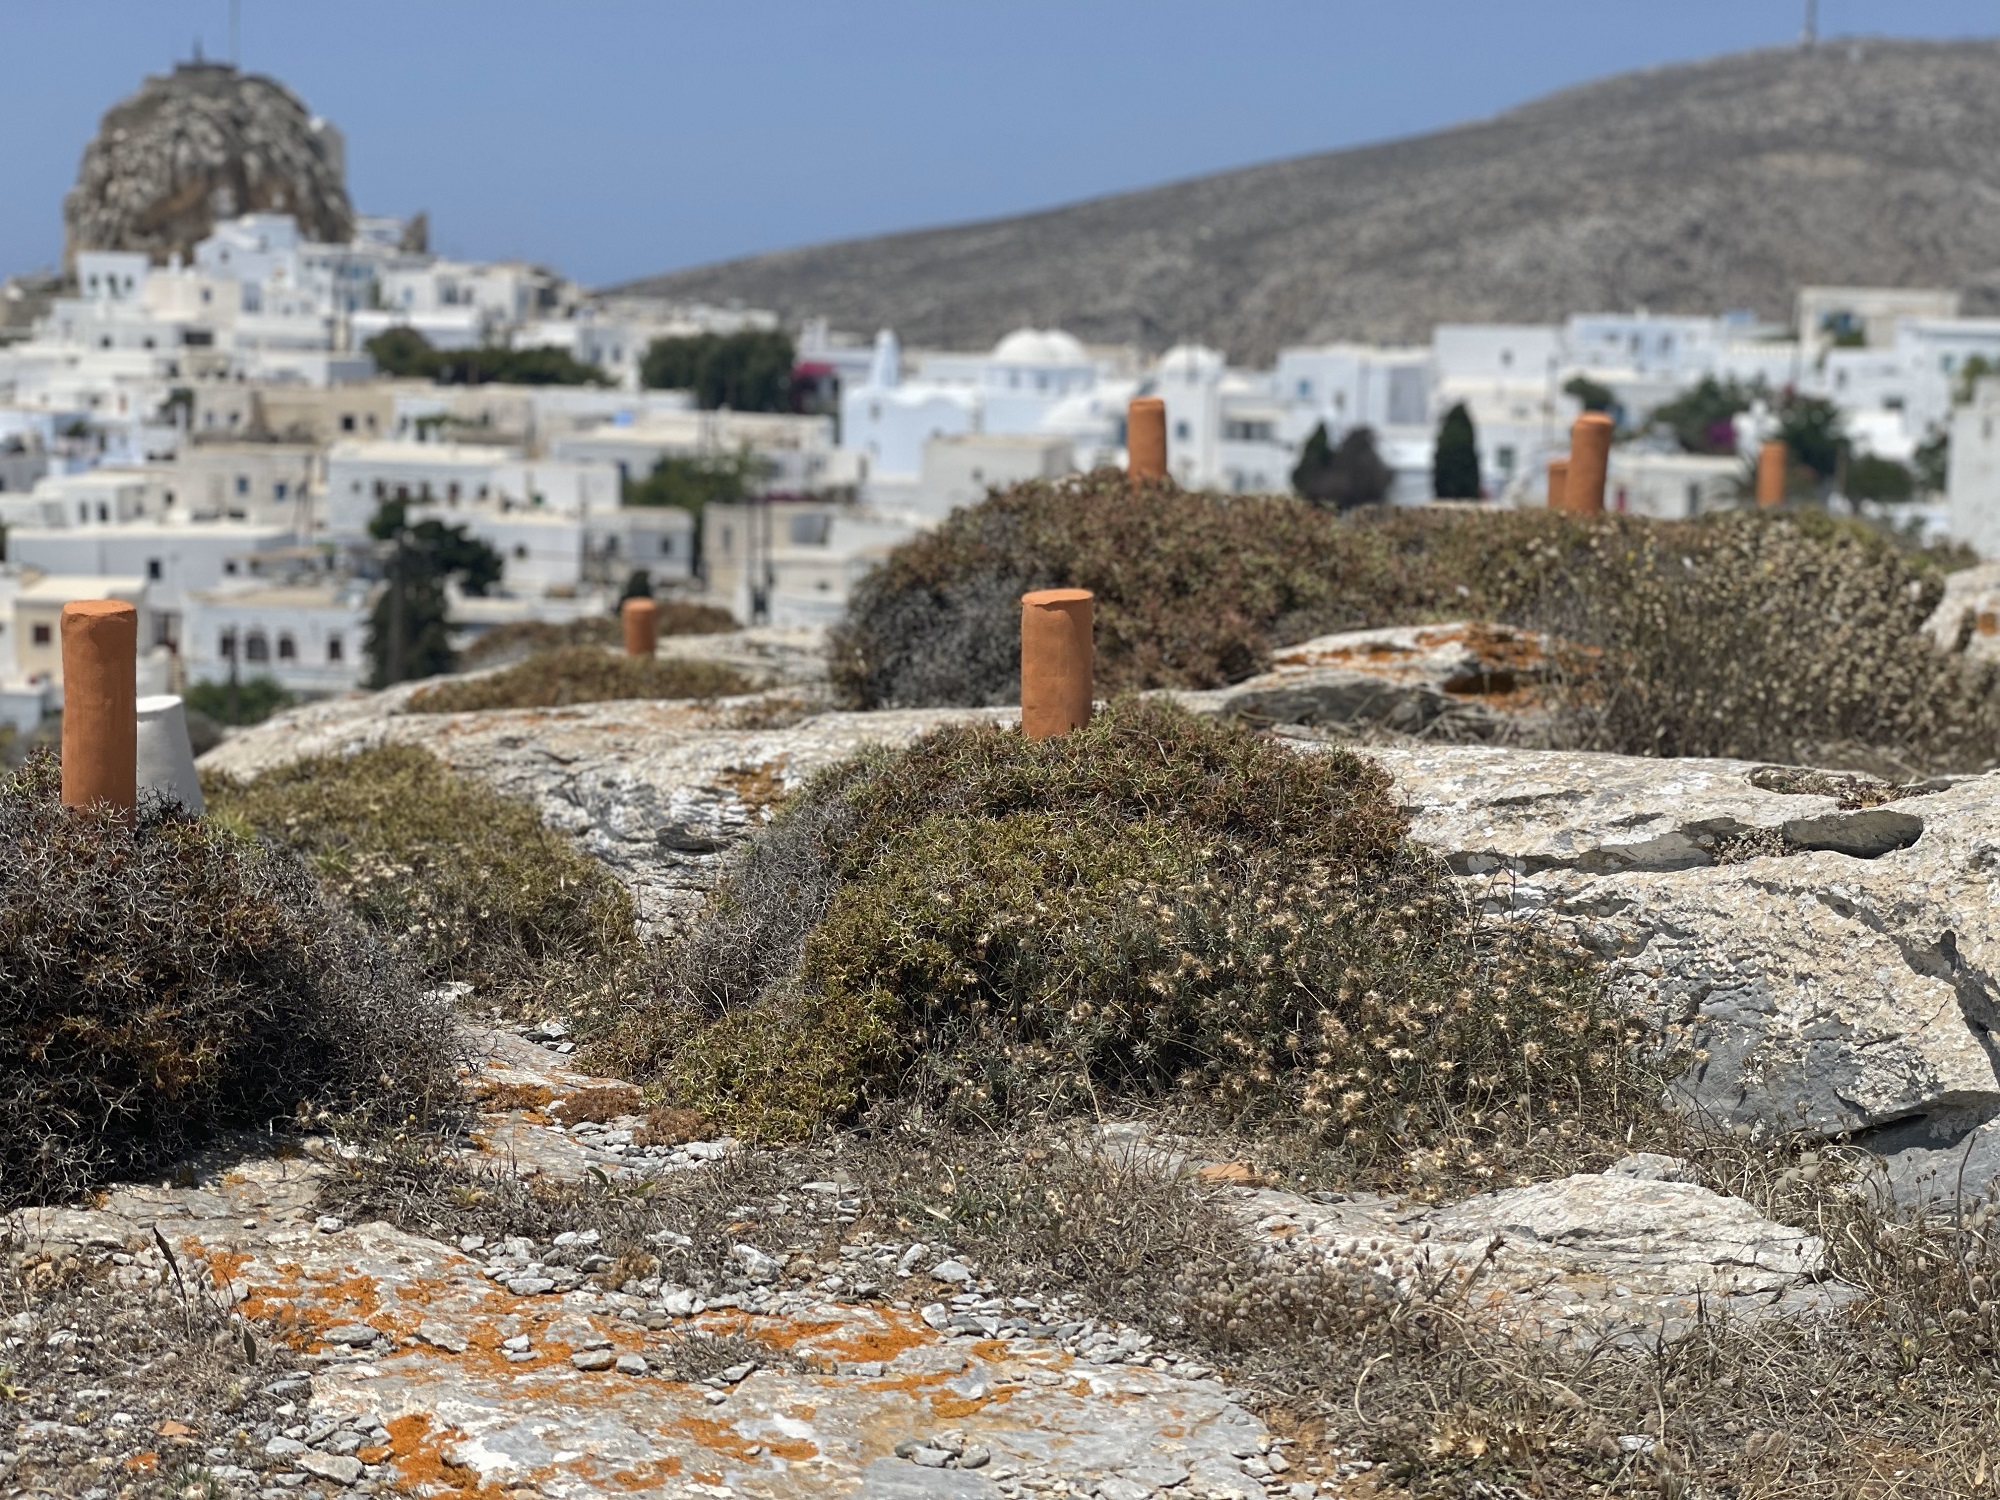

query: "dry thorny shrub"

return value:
[0, 752, 460, 1209]
[832, 472, 1998, 775]
[204, 742, 649, 1020]
[404, 644, 753, 713]
[591, 698, 1651, 1193]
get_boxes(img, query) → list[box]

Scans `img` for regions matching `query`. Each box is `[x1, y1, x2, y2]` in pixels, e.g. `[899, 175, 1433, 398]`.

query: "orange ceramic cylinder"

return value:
[1020, 589, 1094, 740]
[621, 596, 658, 657]
[1757, 439, 1787, 507]
[1566, 413, 1613, 514]
[1127, 397, 1167, 482]
[60, 599, 137, 815]
[1547, 457, 1570, 511]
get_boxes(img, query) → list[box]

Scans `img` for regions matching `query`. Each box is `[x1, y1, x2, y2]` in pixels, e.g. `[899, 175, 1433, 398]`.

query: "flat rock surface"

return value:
[203, 694, 1005, 936]
[1369, 744, 2000, 1160]
[1176, 621, 1555, 740]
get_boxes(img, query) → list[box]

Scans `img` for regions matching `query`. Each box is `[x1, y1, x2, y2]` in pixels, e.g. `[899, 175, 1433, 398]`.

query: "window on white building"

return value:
[327, 635, 344, 663]
[277, 634, 296, 661]
[147, 559, 162, 581]
[220, 629, 237, 659]
[1174, 421, 1191, 441]
[246, 632, 270, 663]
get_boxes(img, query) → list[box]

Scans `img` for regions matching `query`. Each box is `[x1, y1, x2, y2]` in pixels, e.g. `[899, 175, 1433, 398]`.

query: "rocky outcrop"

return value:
[1178, 622, 1558, 742]
[1370, 743, 2000, 1179]
[64, 60, 351, 268]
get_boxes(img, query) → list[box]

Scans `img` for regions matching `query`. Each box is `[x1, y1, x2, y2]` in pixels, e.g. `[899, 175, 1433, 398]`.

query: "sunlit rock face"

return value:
[63, 58, 352, 268]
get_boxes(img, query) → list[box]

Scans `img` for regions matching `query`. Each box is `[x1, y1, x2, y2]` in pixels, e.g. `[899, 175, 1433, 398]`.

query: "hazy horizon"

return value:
[5, 0, 1998, 290]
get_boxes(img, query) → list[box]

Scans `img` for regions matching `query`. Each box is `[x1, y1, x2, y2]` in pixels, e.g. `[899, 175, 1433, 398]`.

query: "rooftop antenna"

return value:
[1800, 0, 1817, 47]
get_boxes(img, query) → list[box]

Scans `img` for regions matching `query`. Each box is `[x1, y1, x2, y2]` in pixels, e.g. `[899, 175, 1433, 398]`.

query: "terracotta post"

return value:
[1757, 439, 1787, 507]
[1127, 397, 1167, 482]
[1020, 588, 1093, 740]
[1546, 458, 1570, 511]
[621, 596, 658, 657]
[1566, 412, 1613, 515]
[60, 599, 137, 815]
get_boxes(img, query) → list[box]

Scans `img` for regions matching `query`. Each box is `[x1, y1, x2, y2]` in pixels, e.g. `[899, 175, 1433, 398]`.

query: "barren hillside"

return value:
[617, 40, 2000, 362]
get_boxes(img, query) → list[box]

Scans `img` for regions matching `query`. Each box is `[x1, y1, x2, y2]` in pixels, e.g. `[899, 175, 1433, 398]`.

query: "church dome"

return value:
[991, 327, 1088, 365]
[63, 60, 352, 269]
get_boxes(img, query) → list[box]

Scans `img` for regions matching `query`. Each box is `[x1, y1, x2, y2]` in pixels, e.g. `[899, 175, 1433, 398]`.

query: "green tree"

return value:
[1648, 376, 1763, 455]
[183, 676, 294, 727]
[364, 501, 505, 688]
[1563, 375, 1616, 413]
[619, 569, 654, 603]
[1916, 431, 1950, 494]
[1845, 454, 1915, 503]
[623, 450, 763, 575]
[640, 331, 796, 411]
[1954, 355, 1997, 406]
[365, 326, 439, 378]
[1776, 393, 1844, 481]
[1293, 423, 1393, 511]
[364, 327, 608, 387]
[1432, 403, 1481, 500]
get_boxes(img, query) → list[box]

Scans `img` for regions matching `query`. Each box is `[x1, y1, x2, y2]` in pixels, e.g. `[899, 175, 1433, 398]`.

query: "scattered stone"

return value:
[313, 1216, 344, 1235]
[614, 1353, 647, 1376]
[413, 1321, 467, 1353]
[320, 1324, 378, 1348]
[929, 1259, 974, 1285]
[571, 1349, 616, 1372]
[296, 1452, 364, 1485]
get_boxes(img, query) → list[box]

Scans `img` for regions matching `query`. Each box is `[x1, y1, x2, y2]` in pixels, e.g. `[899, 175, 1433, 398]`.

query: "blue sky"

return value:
[4, 1, 1996, 287]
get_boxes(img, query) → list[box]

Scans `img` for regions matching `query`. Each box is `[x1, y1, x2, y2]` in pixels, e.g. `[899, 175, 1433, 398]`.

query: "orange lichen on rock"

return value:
[768, 1314, 933, 1365]
[606, 1456, 687, 1490]
[716, 758, 791, 815]
[657, 1412, 780, 1465]
[384, 1412, 515, 1499]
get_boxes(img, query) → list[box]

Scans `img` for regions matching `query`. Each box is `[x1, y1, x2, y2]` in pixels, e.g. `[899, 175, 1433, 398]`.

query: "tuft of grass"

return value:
[204, 743, 641, 1013]
[0, 752, 460, 1208]
[405, 645, 753, 713]
[832, 471, 1999, 774]
[592, 698, 1645, 1177]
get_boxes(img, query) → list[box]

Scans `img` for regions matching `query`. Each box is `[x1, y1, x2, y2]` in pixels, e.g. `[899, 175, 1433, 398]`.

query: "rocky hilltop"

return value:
[64, 60, 351, 269]
[620, 40, 2000, 360]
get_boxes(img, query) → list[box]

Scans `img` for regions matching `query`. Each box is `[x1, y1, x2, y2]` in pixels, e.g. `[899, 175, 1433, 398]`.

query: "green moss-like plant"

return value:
[205, 743, 638, 1008]
[593, 699, 1640, 1172]
[404, 645, 752, 713]
[0, 753, 459, 1208]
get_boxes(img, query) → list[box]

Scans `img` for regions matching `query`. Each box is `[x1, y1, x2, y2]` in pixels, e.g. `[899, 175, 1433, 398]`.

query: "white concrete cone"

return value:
[136, 694, 204, 814]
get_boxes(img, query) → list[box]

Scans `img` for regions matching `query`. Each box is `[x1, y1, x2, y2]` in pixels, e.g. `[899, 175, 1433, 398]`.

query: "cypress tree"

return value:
[1433, 402, 1482, 500]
